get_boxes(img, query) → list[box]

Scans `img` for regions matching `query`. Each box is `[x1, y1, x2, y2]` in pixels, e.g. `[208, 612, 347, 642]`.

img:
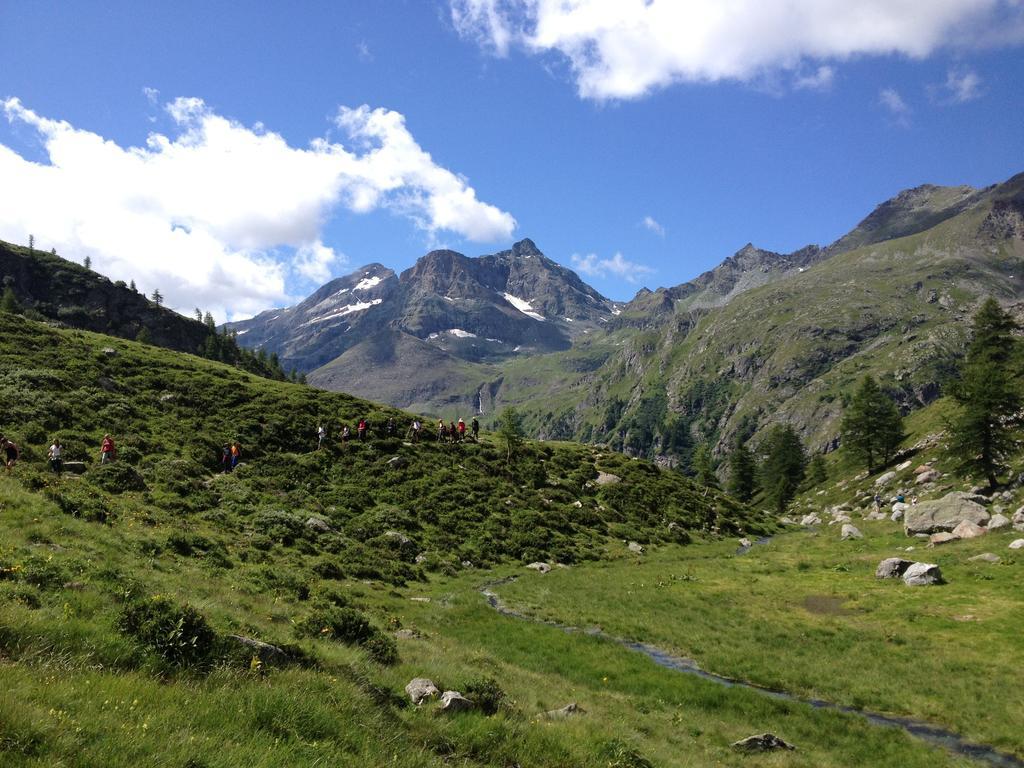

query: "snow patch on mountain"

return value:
[502, 292, 545, 321]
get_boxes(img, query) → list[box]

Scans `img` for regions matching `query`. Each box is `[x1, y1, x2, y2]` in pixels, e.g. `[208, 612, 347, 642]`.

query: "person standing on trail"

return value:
[48, 439, 63, 475]
[471, 416, 480, 442]
[457, 418, 466, 442]
[2, 437, 20, 469]
[357, 418, 368, 441]
[411, 419, 421, 443]
[100, 434, 116, 464]
[230, 441, 242, 471]
[341, 425, 351, 444]
[437, 419, 446, 442]
[317, 424, 326, 450]
[220, 444, 232, 473]
[449, 420, 457, 444]
[386, 417, 396, 437]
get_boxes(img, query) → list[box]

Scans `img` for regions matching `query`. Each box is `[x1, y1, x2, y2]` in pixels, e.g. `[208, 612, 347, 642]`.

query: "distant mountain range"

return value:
[226, 171, 1024, 467]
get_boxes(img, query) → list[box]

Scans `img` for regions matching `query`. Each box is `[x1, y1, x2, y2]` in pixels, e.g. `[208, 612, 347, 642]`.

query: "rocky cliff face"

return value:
[0, 240, 209, 353]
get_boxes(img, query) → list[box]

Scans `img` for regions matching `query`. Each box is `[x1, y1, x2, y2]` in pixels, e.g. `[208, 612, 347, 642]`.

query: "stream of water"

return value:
[480, 577, 1023, 768]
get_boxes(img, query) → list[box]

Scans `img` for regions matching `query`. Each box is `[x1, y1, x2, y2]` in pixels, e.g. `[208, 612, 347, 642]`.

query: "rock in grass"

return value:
[952, 519, 987, 539]
[738, 538, 752, 548]
[800, 514, 821, 526]
[541, 702, 585, 720]
[305, 516, 332, 533]
[405, 678, 440, 705]
[902, 562, 943, 586]
[227, 635, 289, 666]
[840, 524, 863, 540]
[915, 470, 940, 484]
[595, 471, 621, 486]
[876, 558, 913, 579]
[62, 461, 88, 475]
[438, 690, 474, 713]
[525, 561, 551, 574]
[968, 553, 1001, 564]
[904, 492, 990, 535]
[1009, 539, 1024, 550]
[987, 514, 1011, 532]
[929, 531, 960, 546]
[628, 541, 645, 554]
[731, 733, 796, 752]
[874, 471, 897, 486]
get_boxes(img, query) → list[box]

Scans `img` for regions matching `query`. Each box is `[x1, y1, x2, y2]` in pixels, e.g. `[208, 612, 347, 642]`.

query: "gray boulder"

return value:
[951, 520, 987, 540]
[305, 516, 332, 533]
[987, 513, 1011, 531]
[438, 690, 474, 713]
[968, 553, 1001, 564]
[890, 508, 904, 522]
[902, 562, 943, 586]
[1009, 539, 1024, 550]
[915, 470, 940, 485]
[595, 471, 621, 486]
[62, 461, 88, 475]
[384, 530, 412, 545]
[227, 635, 289, 666]
[800, 513, 821, 526]
[541, 702, 585, 720]
[928, 531, 959, 546]
[738, 537, 752, 548]
[840, 524, 863, 540]
[525, 561, 551, 574]
[1012, 509, 1024, 530]
[875, 558, 913, 579]
[627, 541, 645, 554]
[405, 678, 440, 705]
[874, 471, 897, 486]
[904, 492, 990, 535]
[731, 733, 796, 752]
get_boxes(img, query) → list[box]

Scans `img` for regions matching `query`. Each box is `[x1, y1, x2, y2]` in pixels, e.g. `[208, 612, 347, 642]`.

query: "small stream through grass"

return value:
[480, 575, 1023, 768]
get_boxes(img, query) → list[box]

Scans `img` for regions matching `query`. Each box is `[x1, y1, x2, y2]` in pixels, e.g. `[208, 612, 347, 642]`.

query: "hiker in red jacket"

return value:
[357, 418, 368, 441]
[457, 418, 466, 442]
[1, 437, 20, 469]
[100, 434, 116, 464]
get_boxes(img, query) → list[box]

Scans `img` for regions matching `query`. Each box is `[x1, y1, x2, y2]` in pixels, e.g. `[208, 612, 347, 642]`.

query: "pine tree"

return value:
[949, 298, 1021, 490]
[194, 308, 203, 322]
[693, 442, 719, 488]
[151, 289, 163, 306]
[498, 407, 525, 465]
[840, 375, 903, 472]
[1, 285, 22, 315]
[130, 280, 138, 292]
[758, 424, 806, 514]
[807, 453, 828, 487]
[28, 234, 34, 252]
[84, 255, 92, 270]
[135, 326, 152, 344]
[727, 438, 756, 502]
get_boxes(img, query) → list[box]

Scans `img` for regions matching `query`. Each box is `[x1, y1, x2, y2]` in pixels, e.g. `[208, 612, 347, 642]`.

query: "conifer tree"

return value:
[84, 255, 92, 270]
[1, 285, 22, 314]
[840, 375, 904, 471]
[498, 407, 525, 465]
[693, 442, 719, 488]
[758, 424, 806, 514]
[949, 298, 1021, 490]
[151, 288, 163, 306]
[807, 453, 828, 487]
[727, 438, 756, 502]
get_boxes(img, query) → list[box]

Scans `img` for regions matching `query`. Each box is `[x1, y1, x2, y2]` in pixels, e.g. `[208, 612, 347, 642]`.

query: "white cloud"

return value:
[943, 67, 984, 102]
[571, 251, 653, 283]
[641, 215, 665, 237]
[142, 86, 160, 105]
[793, 65, 835, 91]
[0, 97, 515, 320]
[879, 87, 912, 125]
[451, 0, 1024, 99]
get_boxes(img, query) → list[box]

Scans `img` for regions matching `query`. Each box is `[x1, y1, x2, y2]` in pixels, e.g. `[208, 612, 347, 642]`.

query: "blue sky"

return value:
[1, 0, 1023, 318]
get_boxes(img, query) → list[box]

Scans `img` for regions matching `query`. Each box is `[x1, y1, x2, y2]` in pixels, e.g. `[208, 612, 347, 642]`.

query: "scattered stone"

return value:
[159, 392, 175, 402]
[874, 471, 897, 486]
[414, 553, 428, 564]
[891, 501, 910, 515]
[968, 553, 1001, 564]
[800, 513, 821, 526]
[731, 733, 796, 753]
[890, 509, 904, 523]
[62, 461, 88, 475]
[987, 513, 1011, 532]
[840, 524, 863, 540]
[461, 560, 473, 568]
[627, 541, 645, 554]
[525, 562, 551, 574]
[875, 558, 913, 579]
[395, 629, 420, 640]
[896, 460, 913, 471]
[305, 516, 332, 533]
[386, 456, 408, 469]
[595, 471, 621, 486]
[902, 562, 943, 586]
[912, 464, 933, 475]
[865, 510, 887, 521]
[541, 702, 585, 720]
[915, 470, 940, 485]
[384, 530, 411, 545]
[830, 513, 852, 525]
[409, 597, 431, 603]
[928, 532, 960, 546]
[438, 690, 474, 713]
[904, 492, 990, 535]
[62, 581, 86, 590]
[779, 517, 798, 526]
[1009, 539, 1024, 550]
[1011, 509, 1024, 529]
[227, 635, 289, 666]
[102, 347, 117, 356]
[738, 537, 752, 548]
[572, 500, 583, 508]
[405, 678, 440, 705]
[951, 520, 987, 540]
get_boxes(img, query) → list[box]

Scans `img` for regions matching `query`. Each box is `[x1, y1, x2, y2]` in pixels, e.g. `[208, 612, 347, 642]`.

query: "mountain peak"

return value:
[511, 238, 542, 257]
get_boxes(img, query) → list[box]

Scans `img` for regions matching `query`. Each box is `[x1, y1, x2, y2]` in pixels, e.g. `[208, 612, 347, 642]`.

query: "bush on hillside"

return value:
[88, 462, 147, 493]
[294, 603, 398, 665]
[462, 676, 508, 715]
[117, 595, 219, 668]
[45, 483, 110, 523]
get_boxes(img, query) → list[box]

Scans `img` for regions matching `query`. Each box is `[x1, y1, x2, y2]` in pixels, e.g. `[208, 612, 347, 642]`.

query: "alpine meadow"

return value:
[2, 3, 1024, 767]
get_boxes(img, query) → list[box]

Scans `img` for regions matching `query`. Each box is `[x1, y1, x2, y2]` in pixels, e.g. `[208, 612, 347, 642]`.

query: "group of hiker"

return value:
[317, 415, 480, 448]
[3, 412, 483, 478]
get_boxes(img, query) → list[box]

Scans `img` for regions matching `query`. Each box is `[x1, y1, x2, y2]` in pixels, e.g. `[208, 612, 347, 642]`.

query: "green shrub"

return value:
[599, 739, 654, 768]
[89, 462, 147, 493]
[361, 633, 399, 666]
[295, 605, 375, 645]
[462, 676, 507, 715]
[117, 595, 219, 667]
